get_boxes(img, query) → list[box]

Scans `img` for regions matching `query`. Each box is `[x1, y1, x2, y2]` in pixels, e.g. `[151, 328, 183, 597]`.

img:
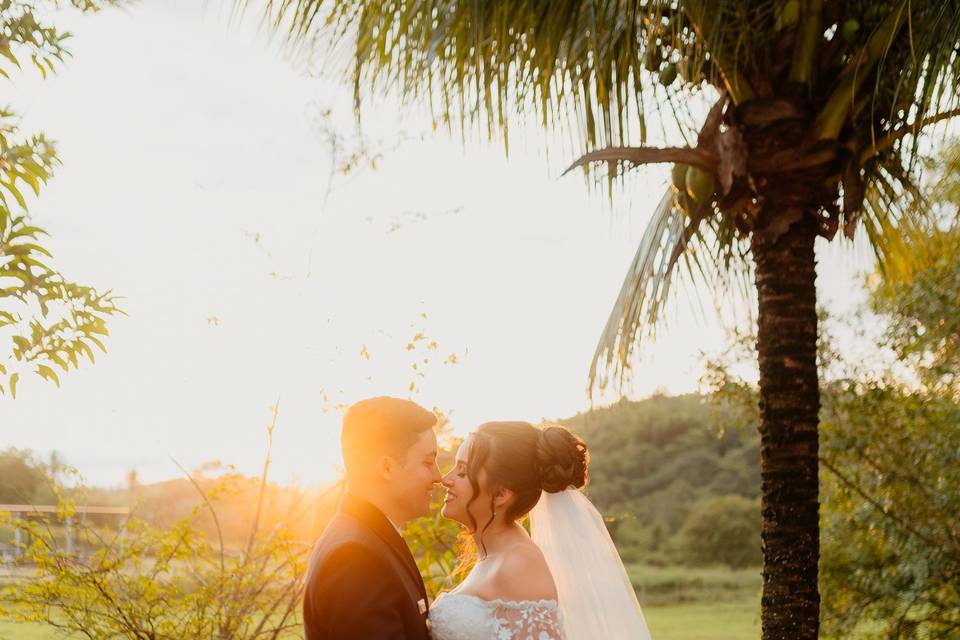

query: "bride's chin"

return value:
[440, 504, 459, 522]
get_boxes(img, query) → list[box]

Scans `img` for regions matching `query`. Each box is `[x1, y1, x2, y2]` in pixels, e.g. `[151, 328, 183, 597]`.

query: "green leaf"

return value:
[0, 47, 20, 69]
[0, 270, 31, 284]
[50, 351, 68, 371]
[6, 242, 53, 257]
[31, 55, 48, 80]
[9, 373, 18, 398]
[2, 179, 27, 209]
[12, 335, 31, 355]
[36, 364, 59, 387]
[14, 225, 49, 239]
[76, 340, 95, 363]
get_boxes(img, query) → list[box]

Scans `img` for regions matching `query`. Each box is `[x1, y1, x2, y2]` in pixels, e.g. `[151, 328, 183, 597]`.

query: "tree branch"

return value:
[820, 455, 944, 551]
[564, 146, 716, 176]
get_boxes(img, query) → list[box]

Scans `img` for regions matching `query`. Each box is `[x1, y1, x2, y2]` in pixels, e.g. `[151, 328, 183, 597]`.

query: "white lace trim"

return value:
[431, 592, 565, 640]
[442, 593, 559, 609]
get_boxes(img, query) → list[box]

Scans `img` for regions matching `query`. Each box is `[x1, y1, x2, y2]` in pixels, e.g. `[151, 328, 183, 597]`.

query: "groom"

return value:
[304, 396, 441, 639]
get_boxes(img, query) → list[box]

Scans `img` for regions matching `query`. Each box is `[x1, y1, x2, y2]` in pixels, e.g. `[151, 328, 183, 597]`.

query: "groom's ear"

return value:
[374, 454, 397, 482]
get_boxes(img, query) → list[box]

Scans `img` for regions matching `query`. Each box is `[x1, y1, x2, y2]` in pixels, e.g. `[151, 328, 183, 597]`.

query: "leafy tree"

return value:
[1, 437, 306, 639]
[818, 187, 960, 639]
[676, 494, 761, 569]
[245, 2, 960, 635]
[819, 378, 960, 639]
[703, 208, 960, 637]
[0, 0, 123, 398]
[0, 447, 51, 503]
[869, 152, 960, 398]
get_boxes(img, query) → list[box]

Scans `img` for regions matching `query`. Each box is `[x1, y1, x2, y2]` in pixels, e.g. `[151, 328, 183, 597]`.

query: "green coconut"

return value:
[776, 0, 800, 30]
[686, 166, 716, 203]
[671, 163, 688, 191]
[841, 19, 860, 44]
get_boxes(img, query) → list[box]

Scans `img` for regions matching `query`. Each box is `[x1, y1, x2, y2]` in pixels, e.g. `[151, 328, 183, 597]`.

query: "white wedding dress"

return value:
[428, 488, 652, 640]
[430, 592, 565, 640]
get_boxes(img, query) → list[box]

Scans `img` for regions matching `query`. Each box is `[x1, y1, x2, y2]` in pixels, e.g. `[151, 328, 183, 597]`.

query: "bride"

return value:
[429, 421, 652, 640]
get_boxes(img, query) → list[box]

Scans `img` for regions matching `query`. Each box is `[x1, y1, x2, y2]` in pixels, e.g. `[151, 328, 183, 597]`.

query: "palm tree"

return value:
[247, 1, 960, 637]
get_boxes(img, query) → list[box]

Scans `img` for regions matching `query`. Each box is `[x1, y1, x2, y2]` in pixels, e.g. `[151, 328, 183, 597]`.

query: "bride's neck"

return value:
[472, 519, 525, 558]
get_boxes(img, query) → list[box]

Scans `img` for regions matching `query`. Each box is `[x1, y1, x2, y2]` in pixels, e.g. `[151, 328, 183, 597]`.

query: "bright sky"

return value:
[1, 0, 878, 488]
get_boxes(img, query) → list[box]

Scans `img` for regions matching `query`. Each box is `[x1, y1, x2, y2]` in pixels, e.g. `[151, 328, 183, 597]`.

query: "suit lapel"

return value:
[340, 493, 427, 601]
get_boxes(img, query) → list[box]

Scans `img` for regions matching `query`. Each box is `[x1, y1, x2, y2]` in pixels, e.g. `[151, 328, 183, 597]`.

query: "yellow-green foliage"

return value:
[0, 476, 306, 640]
[0, 0, 123, 398]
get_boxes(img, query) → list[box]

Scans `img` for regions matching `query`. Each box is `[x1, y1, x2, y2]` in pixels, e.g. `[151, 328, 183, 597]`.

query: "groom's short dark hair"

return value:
[341, 396, 437, 477]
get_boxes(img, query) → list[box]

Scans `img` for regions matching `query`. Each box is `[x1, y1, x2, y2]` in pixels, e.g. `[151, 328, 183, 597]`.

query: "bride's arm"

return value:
[488, 546, 566, 639]
[492, 601, 565, 640]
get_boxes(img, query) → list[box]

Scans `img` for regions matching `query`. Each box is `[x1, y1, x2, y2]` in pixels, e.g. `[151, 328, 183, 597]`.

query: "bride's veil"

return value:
[530, 488, 652, 640]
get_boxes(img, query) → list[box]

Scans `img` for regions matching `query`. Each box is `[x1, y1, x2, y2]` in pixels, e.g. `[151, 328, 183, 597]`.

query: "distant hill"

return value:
[562, 394, 760, 565]
[3, 393, 761, 566]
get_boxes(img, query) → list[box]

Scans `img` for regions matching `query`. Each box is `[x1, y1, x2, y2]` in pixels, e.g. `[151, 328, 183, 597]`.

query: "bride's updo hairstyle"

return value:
[464, 421, 588, 554]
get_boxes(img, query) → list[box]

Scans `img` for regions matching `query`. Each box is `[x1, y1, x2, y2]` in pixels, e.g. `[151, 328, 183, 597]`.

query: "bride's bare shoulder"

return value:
[491, 540, 558, 602]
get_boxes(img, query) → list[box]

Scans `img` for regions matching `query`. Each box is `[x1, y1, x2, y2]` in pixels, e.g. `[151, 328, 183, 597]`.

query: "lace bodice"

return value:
[429, 592, 565, 640]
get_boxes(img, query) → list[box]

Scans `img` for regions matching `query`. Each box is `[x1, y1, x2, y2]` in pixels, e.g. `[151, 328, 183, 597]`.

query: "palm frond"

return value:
[249, 0, 766, 151]
[244, 0, 960, 393]
[588, 186, 750, 395]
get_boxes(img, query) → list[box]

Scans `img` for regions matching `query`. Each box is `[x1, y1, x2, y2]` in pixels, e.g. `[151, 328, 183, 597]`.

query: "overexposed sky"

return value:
[1, 0, 877, 487]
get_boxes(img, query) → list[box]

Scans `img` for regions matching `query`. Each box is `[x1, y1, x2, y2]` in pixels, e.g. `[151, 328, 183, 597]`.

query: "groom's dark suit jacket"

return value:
[304, 493, 431, 640]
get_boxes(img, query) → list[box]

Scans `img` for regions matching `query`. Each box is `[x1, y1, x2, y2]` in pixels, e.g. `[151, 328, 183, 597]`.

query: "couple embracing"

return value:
[304, 396, 651, 640]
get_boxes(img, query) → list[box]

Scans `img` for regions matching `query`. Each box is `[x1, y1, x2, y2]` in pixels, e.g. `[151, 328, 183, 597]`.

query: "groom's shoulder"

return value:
[307, 512, 393, 585]
[313, 511, 380, 559]
[311, 510, 406, 571]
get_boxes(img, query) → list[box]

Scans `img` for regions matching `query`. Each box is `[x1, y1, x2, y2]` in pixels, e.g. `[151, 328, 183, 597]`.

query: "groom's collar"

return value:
[340, 492, 400, 533]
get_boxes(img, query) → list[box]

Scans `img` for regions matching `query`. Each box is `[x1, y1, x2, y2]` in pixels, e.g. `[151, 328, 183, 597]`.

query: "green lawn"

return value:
[644, 599, 760, 640]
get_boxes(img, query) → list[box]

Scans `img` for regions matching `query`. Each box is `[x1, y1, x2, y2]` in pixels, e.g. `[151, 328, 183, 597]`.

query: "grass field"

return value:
[2, 601, 763, 640]
[644, 600, 760, 639]
[634, 563, 761, 640]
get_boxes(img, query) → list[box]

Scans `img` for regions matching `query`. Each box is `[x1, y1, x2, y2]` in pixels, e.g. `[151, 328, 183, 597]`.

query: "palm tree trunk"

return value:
[752, 211, 821, 640]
